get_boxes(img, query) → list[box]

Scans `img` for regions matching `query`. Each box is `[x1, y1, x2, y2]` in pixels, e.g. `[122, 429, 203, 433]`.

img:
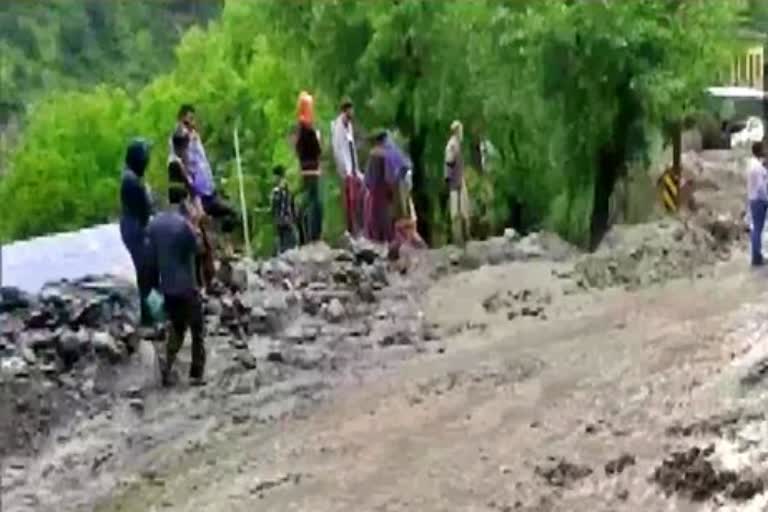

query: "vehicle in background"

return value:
[730, 116, 764, 149]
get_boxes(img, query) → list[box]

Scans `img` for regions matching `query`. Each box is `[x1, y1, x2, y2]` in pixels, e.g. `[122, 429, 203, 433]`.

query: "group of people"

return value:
[270, 93, 472, 259]
[119, 104, 238, 386]
[118, 94, 476, 388]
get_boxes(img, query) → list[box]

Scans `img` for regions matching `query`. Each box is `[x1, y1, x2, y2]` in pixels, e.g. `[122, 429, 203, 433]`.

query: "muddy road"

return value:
[90, 255, 768, 512]
[4, 219, 768, 512]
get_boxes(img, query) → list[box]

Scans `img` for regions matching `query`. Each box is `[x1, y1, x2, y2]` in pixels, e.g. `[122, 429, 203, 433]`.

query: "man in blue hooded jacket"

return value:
[119, 139, 154, 326]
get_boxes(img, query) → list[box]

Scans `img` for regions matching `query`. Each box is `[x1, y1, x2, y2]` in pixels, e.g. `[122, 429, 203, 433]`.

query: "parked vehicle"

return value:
[731, 116, 764, 148]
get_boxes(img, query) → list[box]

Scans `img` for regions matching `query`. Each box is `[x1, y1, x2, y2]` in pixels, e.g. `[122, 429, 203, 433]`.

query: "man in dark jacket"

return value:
[146, 185, 206, 387]
[119, 139, 153, 326]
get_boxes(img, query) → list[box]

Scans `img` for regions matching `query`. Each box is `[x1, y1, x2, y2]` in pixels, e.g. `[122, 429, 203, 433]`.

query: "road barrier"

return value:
[659, 167, 679, 213]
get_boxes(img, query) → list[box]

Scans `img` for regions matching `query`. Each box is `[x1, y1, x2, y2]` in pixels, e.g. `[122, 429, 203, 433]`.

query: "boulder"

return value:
[707, 214, 742, 244]
[504, 228, 520, 242]
[22, 330, 57, 351]
[0, 287, 33, 313]
[92, 332, 123, 363]
[228, 263, 250, 293]
[325, 299, 345, 324]
[56, 329, 84, 367]
[25, 308, 56, 330]
[1, 356, 29, 379]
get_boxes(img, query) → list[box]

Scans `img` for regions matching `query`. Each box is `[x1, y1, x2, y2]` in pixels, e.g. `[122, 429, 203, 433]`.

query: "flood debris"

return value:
[534, 457, 593, 487]
[0, 240, 435, 460]
[604, 453, 636, 476]
[653, 445, 765, 502]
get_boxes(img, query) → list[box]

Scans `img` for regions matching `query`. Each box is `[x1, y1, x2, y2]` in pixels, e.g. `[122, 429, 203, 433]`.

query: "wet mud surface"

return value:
[3, 206, 768, 511]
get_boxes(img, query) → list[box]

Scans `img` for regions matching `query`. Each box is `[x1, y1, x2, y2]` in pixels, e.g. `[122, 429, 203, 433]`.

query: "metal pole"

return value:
[233, 124, 252, 259]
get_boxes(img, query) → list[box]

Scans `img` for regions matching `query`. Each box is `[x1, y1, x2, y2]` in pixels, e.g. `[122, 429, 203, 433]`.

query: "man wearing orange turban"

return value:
[293, 91, 323, 243]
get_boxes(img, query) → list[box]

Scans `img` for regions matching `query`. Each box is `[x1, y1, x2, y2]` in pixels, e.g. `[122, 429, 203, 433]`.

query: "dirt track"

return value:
[21, 253, 762, 512]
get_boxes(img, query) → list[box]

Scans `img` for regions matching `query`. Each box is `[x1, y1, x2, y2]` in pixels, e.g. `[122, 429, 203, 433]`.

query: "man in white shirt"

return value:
[747, 141, 768, 266]
[331, 99, 363, 237]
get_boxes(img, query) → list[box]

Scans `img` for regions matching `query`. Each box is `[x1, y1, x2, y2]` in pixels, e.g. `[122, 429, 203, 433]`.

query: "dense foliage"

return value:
[0, 0, 221, 123]
[747, 0, 768, 32]
[0, 0, 745, 251]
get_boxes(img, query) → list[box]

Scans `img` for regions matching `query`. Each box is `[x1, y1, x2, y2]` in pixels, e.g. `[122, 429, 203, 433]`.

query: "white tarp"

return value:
[1, 223, 135, 293]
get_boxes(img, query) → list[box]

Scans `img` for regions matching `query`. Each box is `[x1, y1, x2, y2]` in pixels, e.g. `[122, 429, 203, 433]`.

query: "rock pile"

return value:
[209, 242, 392, 344]
[1, 276, 140, 382]
[0, 240, 431, 458]
[482, 288, 551, 320]
[653, 445, 764, 502]
[433, 232, 578, 277]
[573, 222, 721, 291]
[534, 457, 593, 488]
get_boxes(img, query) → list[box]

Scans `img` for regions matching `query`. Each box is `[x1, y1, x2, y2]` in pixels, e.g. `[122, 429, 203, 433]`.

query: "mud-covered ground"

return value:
[4, 150, 768, 512]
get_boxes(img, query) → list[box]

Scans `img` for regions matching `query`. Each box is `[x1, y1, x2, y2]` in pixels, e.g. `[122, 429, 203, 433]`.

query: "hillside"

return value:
[0, 0, 222, 124]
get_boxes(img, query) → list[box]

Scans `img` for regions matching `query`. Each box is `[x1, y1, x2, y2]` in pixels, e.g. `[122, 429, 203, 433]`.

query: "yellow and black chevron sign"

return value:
[659, 168, 679, 213]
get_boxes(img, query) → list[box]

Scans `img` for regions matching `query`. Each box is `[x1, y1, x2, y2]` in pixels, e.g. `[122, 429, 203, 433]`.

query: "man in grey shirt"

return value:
[146, 186, 206, 386]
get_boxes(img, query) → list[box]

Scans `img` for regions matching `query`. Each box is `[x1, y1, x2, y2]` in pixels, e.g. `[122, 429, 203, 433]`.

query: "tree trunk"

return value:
[589, 83, 638, 250]
[409, 130, 433, 245]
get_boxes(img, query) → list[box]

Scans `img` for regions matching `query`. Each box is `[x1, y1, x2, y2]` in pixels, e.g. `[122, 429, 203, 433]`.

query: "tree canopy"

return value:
[0, 0, 746, 251]
[0, 0, 221, 124]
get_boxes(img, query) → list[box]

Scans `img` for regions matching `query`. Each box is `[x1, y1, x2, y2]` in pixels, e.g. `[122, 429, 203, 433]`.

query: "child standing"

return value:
[271, 165, 298, 255]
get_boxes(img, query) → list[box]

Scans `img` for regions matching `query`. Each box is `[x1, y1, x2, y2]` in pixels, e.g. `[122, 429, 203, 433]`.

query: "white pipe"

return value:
[233, 124, 252, 259]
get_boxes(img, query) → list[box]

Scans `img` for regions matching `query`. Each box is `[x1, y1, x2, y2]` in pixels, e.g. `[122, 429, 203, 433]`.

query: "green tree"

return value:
[0, 0, 222, 123]
[0, 0, 745, 252]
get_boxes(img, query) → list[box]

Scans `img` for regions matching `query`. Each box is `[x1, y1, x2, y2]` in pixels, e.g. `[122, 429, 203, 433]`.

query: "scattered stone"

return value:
[230, 338, 248, 350]
[40, 363, 58, 376]
[357, 282, 376, 303]
[56, 329, 84, 367]
[535, 457, 592, 487]
[92, 332, 122, 362]
[267, 342, 285, 364]
[25, 308, 55, 329]
[232, 412, 251, 425]
[604, 453, 636, 476]
[504, 227, 519, 242]
[124, 386, 143, 399]
[653, 445, 764, 502]
[238, 352, 258, 371]
[741, 357, 768, 387]
[229, 264, 250, 292]
[482, 292, 504, 313]
[128, 399, 145, 413]
[0, 287, 33, 312]
[730, 477, 765, 501]
[249, 473, 301, 495]
[325, 299, 345, 323]
[20, 346, 37, 365]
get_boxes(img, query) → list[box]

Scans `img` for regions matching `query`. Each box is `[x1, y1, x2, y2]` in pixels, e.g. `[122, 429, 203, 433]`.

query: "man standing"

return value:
[748, 141, 768, 267]
[294, 91, 323, 243]
[146, 186, 206, 387]
[174, 105, 239, 237]
[332, 99, 363, 237]
[119, 139, 154, 326]
[385, 135, 426, 256]
[364, 130, 394, 243]
[444, 120, 470, 246]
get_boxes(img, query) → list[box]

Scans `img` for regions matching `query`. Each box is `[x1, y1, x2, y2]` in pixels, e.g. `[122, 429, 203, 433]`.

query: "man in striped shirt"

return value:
[271, 165, 297, 255]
